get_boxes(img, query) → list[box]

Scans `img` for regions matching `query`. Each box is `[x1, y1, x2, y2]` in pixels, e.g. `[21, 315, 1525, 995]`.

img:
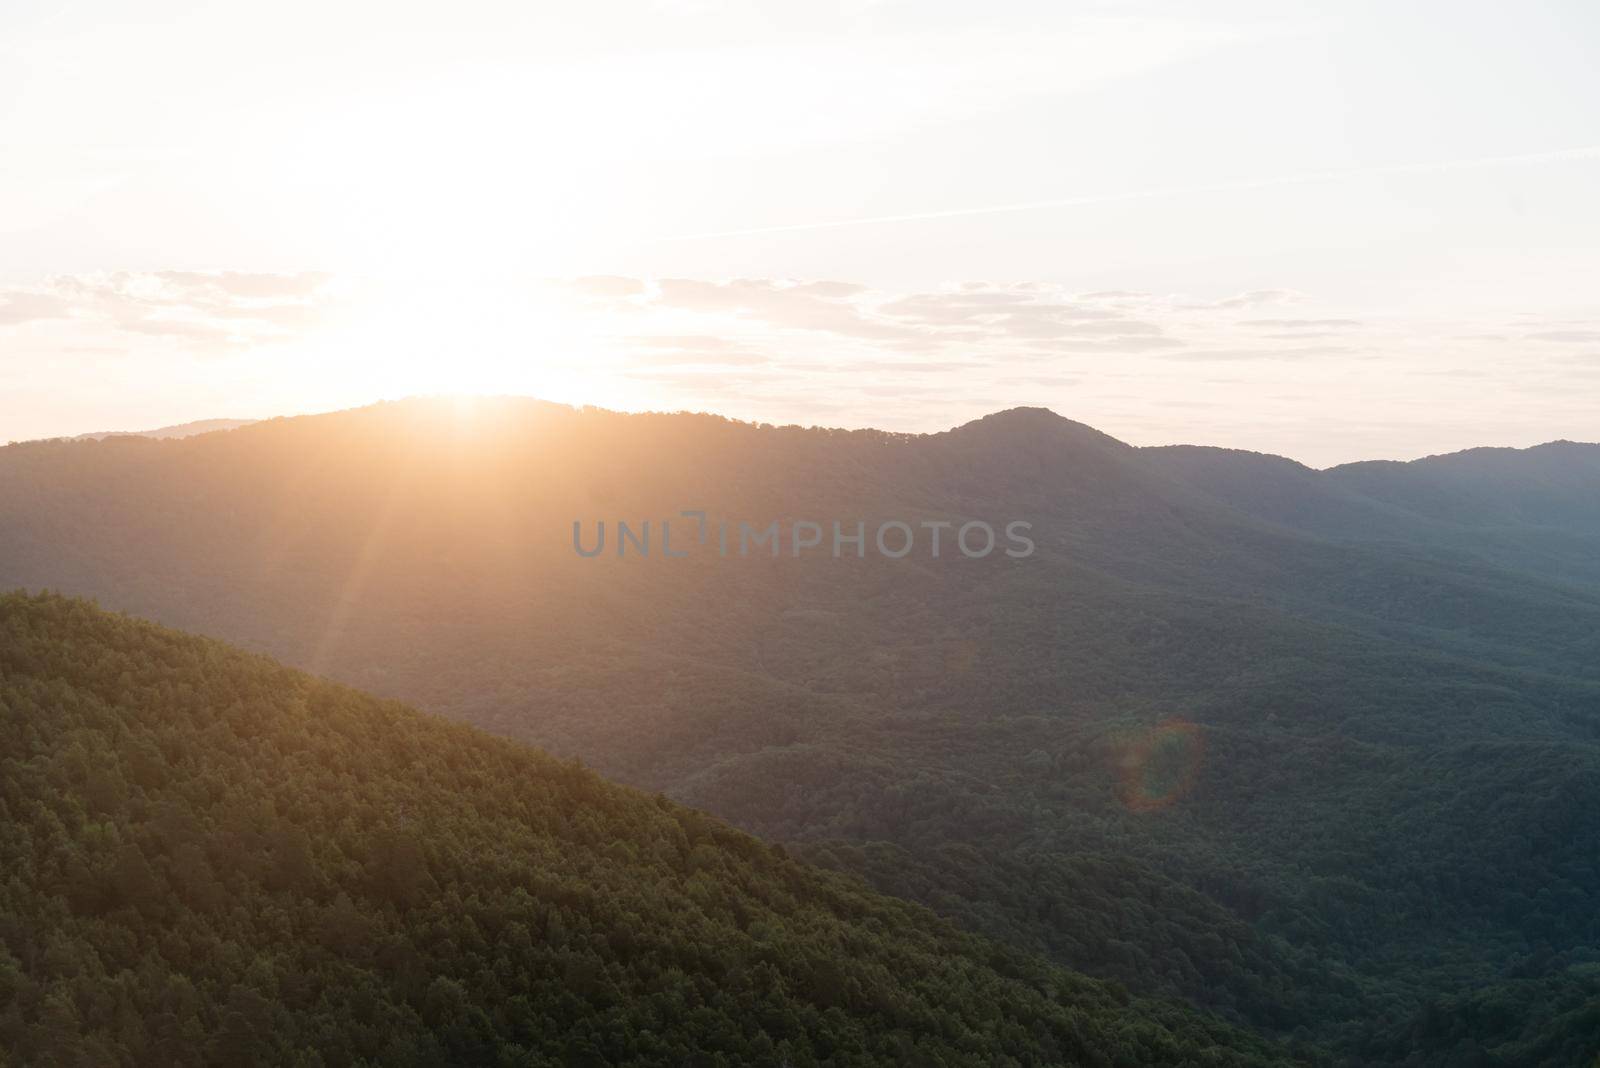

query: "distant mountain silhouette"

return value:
[67, 417, 256, 442]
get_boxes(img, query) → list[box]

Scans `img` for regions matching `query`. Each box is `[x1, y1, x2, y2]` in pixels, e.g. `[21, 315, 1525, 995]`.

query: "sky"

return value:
[2, 0, 1598, 465]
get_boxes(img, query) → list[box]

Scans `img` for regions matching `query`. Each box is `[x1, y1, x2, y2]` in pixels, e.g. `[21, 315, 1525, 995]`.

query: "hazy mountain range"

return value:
[63, 417, 258, 443]
[2, 396, 1596, 1065]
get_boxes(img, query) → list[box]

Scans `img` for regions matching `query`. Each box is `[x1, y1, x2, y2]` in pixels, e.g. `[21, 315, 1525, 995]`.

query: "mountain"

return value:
[1144, 440, 1600, 586]
[65, 418, 256, 442]
[2, 396, 1598, 1064]
[0, 591, 1300, 1067]
[1328, 441, 1600, 529]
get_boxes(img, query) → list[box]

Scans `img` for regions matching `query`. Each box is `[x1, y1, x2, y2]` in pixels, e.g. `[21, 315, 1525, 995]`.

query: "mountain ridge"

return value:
[64, 417, 258, 442]
[27, 395, 1598, 467]
[2, 395, 1598, 1064]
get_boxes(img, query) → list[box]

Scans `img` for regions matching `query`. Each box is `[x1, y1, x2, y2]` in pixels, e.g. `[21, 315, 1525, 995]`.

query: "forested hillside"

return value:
[0, 592, 1302, 1067]
[2, 398, 1598, 1064]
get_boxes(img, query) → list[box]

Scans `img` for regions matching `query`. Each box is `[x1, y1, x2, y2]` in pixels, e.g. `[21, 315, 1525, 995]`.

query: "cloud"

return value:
[154, 271, 331, 300]
[635, 278, 1191, 361]
[653, 278, 924, 341]
[818, 359, 988, 375]
[1158, 345, 1355, 362]
[1238, 318, 1362, 329]
[1028, 335, 1185, 353]
[627, 334, 744, 351]
[1008, 374, 1082, 386]
[622, 367, 787, 393]
[0, 291, 70, 324]
[568, 275, 646, 298]
[788, 281, 868, 298]
[1079, 290, 1147, 301]
[623, 334, 772, 364]
[115, 317, 237, 342]
[1005, 317, 1165, 338]
[1525, 330, 1600, 343]
[880, 292, 1123, 328]
[0, 270, 336, 348]
[1211, 289, 1300, 309]
[628, 350, 772, 367]
[878, 291, 1040, 320]
[859, 383, 945, 397]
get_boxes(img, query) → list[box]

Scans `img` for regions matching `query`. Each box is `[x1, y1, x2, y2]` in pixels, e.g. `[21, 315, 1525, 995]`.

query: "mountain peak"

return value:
[947, 407, 1132, 449]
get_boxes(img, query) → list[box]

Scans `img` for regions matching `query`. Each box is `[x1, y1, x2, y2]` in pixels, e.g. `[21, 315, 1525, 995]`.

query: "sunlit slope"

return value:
[0, 592, 1301, 1067]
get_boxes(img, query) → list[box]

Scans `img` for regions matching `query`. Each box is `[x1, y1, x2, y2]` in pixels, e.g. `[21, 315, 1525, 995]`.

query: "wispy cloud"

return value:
[1526, 329, 1600, 343]
[662, 145, 1600, 240]
[0, 292, 70, 325]
[1238, 318, 1363, 330]
[0, 271, 338, 347]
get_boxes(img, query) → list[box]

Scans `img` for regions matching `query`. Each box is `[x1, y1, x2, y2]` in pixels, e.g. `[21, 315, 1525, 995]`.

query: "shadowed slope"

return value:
[0, 591, 1301, 1067]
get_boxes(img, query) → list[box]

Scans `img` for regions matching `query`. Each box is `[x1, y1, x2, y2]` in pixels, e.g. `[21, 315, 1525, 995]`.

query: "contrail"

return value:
[661, 144, 1600, 241]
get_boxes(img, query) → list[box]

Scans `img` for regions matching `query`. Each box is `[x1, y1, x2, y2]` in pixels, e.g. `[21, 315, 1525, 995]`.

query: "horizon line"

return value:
[11, 392, 1597, 471]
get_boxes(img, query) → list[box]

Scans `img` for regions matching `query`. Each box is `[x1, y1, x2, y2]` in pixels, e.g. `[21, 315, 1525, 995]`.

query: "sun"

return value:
[280, 272, 625, 412]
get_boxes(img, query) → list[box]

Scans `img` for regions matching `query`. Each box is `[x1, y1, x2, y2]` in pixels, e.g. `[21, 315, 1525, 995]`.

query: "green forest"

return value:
[2, 400, 1598, 1064]
[0, 592, 1303, 1067]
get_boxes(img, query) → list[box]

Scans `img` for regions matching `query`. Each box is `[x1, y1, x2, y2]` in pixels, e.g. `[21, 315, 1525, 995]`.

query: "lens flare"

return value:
[1115, 718, 1204, 812]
